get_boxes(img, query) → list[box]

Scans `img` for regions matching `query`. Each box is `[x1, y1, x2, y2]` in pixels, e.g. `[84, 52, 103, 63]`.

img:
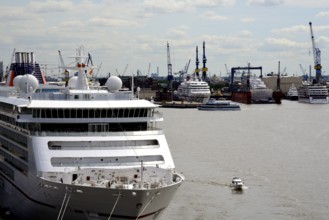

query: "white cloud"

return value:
[248, 0, 284, 6]
[202, 11, 228, 21]
[283, 0, 329, 7]
[166, 26, 190, 38]
[316, 11, 329, 17]
[143, 0, 235, 13]
[264, 37, 304, 48]
[28, 0, 73, 13]
[241, 17, 255, 23]
[272, 25, 308, 34]
[87, 17, 140, 27]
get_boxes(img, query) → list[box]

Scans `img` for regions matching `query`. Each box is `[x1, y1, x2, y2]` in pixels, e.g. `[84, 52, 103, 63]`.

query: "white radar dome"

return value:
[13, 75, 23, 91]
[19, 74, 39, 93]
[68, 76, 78, 89]
[106, 76, 122, 92]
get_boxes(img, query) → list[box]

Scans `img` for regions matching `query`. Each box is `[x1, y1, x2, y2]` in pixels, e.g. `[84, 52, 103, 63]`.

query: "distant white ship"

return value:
[198, 98, 241, 111]
[286, 83, 298, 100]
[298, 82, 328, 104]
[249, 76, 273, 103]
[0, 47, 184, 220]
[176, 76, 210, 101]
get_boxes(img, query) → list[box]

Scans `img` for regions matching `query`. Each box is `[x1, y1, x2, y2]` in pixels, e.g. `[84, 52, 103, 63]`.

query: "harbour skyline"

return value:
[0, 0, 329, 78]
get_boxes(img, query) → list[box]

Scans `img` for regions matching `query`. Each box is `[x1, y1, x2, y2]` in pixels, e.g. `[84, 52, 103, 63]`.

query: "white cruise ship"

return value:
[176, 76, 210, 101]
[298, 82, 329, 104]
[0, 48, 184, 220]
[249, 76, 273, 103]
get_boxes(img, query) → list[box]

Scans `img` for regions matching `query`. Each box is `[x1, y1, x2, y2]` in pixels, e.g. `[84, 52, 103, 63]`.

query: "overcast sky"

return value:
[0, 0, 329, 78]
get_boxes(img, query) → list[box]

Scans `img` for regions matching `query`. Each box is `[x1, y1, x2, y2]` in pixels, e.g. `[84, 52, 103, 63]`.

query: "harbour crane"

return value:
[58, 50, 70, 82]
[202, 41, 208, 81]
[175, 59, 191, 81]
[309, 22, 321, 83]
[194, 46, 200, 78]
[147, 63, 151, 76]
[116, 64, 129, 76]
[167, 42, 173, 89]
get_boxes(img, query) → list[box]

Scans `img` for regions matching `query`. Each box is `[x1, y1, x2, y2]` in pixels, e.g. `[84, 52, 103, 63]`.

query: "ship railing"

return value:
[30, 128, 164, 137]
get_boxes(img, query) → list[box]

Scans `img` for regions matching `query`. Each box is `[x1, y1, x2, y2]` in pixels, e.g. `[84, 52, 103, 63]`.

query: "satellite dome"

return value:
[68, 76, 78, 89]
[13, 75, 23, 90]
[106, 76, 122, 92]
[19, 74, 38, 93]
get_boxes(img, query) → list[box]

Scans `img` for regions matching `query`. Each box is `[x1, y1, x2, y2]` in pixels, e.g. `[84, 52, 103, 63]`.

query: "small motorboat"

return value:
[230, 177, 244, 190]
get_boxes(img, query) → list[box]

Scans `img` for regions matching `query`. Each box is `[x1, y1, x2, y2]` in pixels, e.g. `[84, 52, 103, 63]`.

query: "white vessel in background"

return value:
[198, 98, 240, 111]
[176, 75, 210, 101]
[249, 75, 273, 103]
[298, 81, 328, 104]
[286, 83, 299, 100]
[0, 47, 184, 220]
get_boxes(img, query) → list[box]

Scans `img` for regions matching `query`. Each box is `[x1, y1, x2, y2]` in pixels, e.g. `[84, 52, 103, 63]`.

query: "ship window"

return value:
[124, 108, 130, 117]
[118, 109, 124, 117]
[52, 109, 58, 118]
[135, 108, 140, 117]
[77, 109, 82, 118]
[71, 109, 76, 118]
[58, 109, 64, 118]
[113, 109, 118, 118]
[107, 109, 113, 118]
[64, 109, 70, 118]
[45, 109, 51, 118]
[101, 109, 107, 118]
[95, 109, 101, 118]
[129, 108, 135, 117]
[41, 109, 46, 118]
[83, 109, 88, 118]
[89, 109, 95, 118]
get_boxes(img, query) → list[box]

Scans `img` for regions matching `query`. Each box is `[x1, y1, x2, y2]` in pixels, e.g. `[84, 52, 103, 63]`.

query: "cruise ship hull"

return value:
[231, 91, 252, 104]
[232, 89, 281, 104]
[298, 84, 329, 104]
[0, 172, 183, 220]
[298, 97, 328, 104]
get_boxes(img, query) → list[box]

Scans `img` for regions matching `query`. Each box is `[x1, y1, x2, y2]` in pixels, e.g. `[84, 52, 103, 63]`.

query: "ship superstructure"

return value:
[0, 47, 183, 220]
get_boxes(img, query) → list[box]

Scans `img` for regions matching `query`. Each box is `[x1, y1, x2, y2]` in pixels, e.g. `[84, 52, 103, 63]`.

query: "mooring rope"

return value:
[107, 192, 121, 220]
[135, 193, 157, 220]
[57, 187, 72, 220]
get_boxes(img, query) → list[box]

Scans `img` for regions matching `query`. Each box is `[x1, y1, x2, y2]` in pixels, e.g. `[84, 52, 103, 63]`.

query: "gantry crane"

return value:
[309, 22, 321, 83]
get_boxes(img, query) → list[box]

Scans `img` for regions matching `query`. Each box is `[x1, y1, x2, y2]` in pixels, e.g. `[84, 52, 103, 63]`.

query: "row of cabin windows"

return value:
[32, 108, 151, 119]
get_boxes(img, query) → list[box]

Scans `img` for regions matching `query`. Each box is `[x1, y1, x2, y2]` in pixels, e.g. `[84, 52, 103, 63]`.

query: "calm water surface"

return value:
[160, 100, 329, 220]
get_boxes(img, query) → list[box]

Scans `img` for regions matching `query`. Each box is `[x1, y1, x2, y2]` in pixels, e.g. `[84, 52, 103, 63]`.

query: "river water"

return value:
[160, 100, 329, 220]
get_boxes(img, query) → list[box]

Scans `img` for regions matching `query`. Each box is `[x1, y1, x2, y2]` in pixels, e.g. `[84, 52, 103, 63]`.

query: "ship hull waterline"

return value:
[0, 172, 183, 220]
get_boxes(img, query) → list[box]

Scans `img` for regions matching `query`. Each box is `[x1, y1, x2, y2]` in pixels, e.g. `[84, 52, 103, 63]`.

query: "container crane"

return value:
[309, 22, 321, 83]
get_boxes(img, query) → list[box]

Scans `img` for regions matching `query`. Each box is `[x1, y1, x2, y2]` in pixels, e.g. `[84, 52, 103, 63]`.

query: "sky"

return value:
[0, 0, 329, 79]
